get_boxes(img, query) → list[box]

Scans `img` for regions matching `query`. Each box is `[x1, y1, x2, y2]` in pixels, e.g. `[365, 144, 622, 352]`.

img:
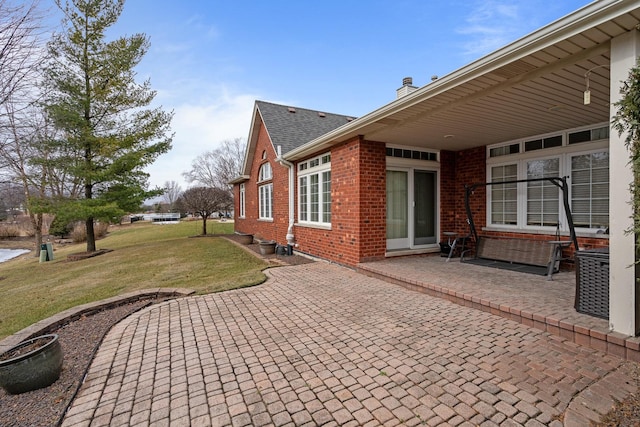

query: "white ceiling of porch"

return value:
[362, 45, 613, 151]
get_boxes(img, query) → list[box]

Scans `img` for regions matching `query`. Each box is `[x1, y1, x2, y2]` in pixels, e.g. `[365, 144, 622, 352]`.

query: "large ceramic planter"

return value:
[235, 233, 253, 245]
[259, 240, 276, 255]
[0, 334, 63, 394]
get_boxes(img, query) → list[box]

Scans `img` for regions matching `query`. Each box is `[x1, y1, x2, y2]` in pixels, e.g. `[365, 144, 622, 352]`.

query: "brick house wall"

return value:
[441, 145, 608, 264]
[235, 123, 608, 267]
[294, 137, 387, 265]
[234, 123, 290, 244]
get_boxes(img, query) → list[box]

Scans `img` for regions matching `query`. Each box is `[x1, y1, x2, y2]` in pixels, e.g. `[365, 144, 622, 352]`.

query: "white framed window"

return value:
[258, 162, 273, 220]
[490, 164, 517, 225]
[239, 184, 245, 218]
[259, 183, 273, 220]
[259, 162, 272, 181]
[298, 153, 331, 226]
[526, 157, 560, 227]
[570, 151, 609, 229]
[487, 124, 609, 233]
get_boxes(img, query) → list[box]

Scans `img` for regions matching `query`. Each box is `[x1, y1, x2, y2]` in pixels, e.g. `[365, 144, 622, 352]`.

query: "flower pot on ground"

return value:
[0, 334, 63, 394]
[259, 240, 276, 255]
[235, 232, 253, 245]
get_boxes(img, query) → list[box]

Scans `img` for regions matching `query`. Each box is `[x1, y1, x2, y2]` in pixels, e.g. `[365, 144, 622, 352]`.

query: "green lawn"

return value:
[0, 220, 268, 340]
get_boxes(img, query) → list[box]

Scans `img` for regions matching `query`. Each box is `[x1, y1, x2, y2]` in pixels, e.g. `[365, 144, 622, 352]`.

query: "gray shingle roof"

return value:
[256, 101, 354, 155]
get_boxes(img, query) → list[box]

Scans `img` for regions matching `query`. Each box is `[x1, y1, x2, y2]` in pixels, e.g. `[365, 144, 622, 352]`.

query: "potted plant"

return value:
[259, 240, 277, 255]
[0, 334, 63, 394]
[234, 232, 254, 245]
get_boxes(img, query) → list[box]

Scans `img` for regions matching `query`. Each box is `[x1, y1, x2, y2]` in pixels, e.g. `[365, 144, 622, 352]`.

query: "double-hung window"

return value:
[526, 157, 560, 227]
[487, 124, 609, 233]
[570, 151, 609, 229]
[298, 153, 331, 226]
[258, 162, 273, 220]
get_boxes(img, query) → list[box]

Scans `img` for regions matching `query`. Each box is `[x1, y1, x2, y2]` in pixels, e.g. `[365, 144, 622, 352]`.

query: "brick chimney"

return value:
[396, 77, 418, 99]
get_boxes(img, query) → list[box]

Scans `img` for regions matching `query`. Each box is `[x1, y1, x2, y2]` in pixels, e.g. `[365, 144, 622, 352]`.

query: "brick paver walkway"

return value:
[62, 263, 638, 426]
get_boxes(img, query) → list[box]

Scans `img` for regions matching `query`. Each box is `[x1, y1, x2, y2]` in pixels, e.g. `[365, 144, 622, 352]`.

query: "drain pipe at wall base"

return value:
[276, 146, 295, 254]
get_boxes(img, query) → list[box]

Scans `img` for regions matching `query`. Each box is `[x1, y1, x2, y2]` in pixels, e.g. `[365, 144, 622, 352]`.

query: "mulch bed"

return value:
[0, 299, 163, 427]
[66, 249, 113, 262]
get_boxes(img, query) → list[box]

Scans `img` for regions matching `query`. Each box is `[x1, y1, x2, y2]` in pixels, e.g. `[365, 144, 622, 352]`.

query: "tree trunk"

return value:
[31, 212, 43, 258]
[201, 216, 207, 235]
[86, 217, 96, 252]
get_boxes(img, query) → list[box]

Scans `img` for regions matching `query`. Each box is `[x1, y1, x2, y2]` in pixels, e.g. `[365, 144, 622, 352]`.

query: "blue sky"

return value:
[46, 0, 593, 190]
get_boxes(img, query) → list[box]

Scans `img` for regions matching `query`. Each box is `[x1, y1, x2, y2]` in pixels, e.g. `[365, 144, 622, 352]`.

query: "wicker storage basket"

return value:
[574, 247, 609, 319]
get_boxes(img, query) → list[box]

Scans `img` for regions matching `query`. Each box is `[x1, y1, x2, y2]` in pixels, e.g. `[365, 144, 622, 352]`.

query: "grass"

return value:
[0, 220, 268, 340]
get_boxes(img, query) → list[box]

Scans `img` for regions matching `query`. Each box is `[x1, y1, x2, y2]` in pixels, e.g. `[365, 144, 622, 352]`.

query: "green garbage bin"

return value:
[39, 243, 54, 262]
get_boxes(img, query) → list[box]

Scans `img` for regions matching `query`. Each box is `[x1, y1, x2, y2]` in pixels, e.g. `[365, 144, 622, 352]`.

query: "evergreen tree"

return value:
[42, 0, 173, 251]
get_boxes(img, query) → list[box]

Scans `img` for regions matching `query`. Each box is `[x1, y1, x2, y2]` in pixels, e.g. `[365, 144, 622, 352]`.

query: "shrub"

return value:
[49, 215, 72, 237]
[22, 223, 35, 237]
[69, 222, 110, 243]
[0, 225, 20, 239]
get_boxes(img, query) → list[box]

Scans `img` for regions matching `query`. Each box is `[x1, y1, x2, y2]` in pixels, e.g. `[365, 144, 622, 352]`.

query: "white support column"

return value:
[609, 30, 640, 336]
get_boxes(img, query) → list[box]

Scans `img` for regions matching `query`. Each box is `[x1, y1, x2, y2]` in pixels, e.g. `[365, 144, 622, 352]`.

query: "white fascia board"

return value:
[241, 104, 263, 176]
[282, 0, 636, 161]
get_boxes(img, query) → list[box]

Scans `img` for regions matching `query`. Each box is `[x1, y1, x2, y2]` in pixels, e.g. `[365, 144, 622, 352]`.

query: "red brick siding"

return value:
[439, 150, 457, 237]
[439, 147, 486, 240]
[356, 139, 387, 262]
[233, 123, 290, 244]
[236, 124, 608, 267]
[441, 146, 609, 265]
[294, 137, 387, 265]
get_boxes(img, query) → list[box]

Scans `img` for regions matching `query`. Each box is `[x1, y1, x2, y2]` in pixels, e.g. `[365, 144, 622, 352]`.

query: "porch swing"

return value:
[461, 176, 579, 280]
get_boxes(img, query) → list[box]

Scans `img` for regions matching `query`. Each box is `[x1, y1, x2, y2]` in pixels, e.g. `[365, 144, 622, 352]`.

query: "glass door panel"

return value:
[386, 170, 408, 249]
[414, 170, 436, 245]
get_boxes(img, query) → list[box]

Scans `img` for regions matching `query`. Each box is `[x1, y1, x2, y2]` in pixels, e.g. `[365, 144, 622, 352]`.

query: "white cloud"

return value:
[457, 0, 525, 57]
[144, 89, 258, 190]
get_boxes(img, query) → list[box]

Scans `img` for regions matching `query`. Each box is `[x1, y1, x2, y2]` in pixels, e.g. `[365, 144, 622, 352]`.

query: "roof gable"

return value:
[255, 101, 354, 155]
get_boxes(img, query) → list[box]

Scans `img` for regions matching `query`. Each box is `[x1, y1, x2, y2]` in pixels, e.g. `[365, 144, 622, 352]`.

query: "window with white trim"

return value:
[259, 184, 272, 219]
[259, 162, 272, 181]
[239, 183, 245, 218]
[487, 124, 609, 233]
[258, 163, 273, 220]
[526, 157, 559, 227]
[571, 151, 609, 229]
[298, 153, 331, 225]
[490, 164, 517, 225]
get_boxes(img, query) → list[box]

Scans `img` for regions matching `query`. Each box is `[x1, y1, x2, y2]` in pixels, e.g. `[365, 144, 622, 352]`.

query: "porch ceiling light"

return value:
[444, 134, 455, 139]
[583, 64, 610, 105]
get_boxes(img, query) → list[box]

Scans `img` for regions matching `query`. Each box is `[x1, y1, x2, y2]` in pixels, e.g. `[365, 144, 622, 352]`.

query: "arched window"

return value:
[258, 162, 273, 220]
[259, 162, 272, 182]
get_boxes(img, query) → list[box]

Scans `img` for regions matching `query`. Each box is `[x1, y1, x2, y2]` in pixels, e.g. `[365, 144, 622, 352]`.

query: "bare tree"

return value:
[0, 101, 61, 253]
[162, 180, 182, 212]
[177, 186, 228, 235]
[0, 181, 23, 220]
[182, 138, 245, 190]
[0, 0, 45, 109]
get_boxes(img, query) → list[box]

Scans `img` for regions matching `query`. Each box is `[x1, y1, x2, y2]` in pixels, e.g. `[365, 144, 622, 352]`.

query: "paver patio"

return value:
[62, 262, 638, 426]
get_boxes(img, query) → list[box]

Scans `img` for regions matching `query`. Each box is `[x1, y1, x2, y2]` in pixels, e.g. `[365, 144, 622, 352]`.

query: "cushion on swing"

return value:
[475, 237, 555, 268]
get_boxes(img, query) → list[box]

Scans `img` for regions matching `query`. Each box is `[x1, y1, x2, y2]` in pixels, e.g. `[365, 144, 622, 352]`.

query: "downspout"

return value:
[276, 145, 295, 247]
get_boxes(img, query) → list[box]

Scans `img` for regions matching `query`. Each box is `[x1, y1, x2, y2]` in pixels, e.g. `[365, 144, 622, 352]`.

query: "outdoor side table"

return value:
[546, 240, 572, 280]
[442, 232, 458, 261]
